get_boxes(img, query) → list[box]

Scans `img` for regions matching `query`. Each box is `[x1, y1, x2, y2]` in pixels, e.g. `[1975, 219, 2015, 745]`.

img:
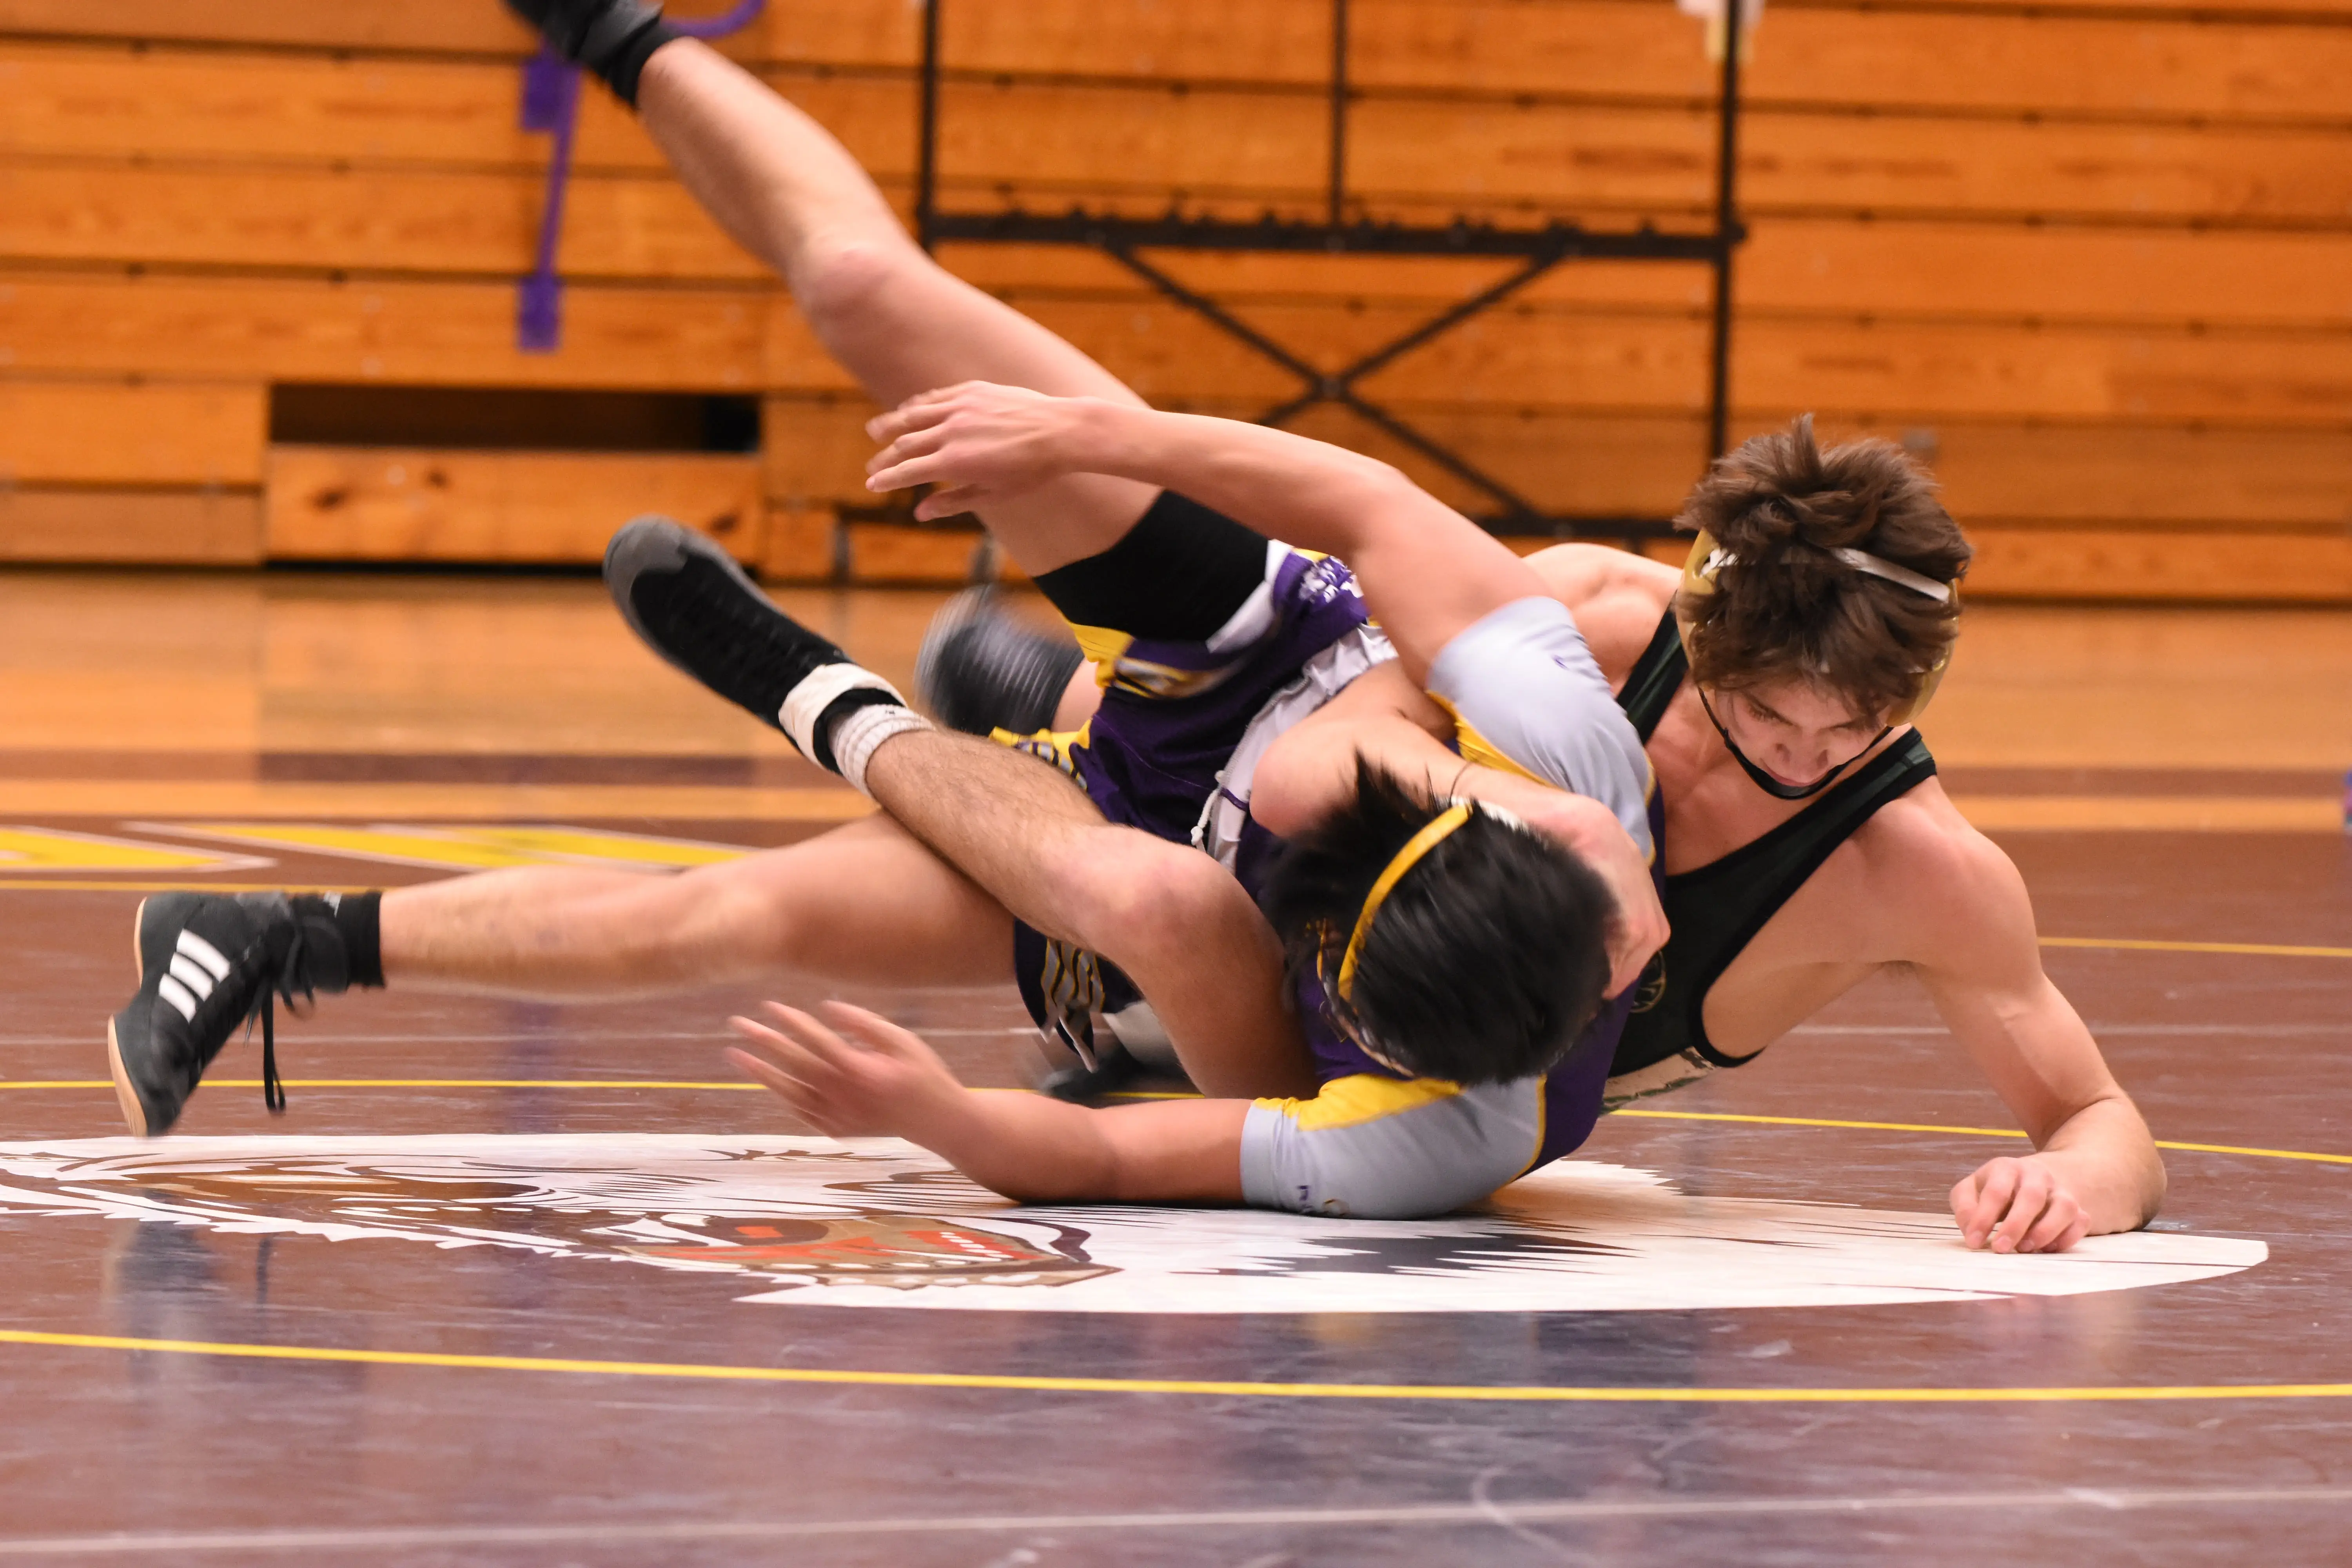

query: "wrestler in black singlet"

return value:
[1608, 612, 1940, 1096]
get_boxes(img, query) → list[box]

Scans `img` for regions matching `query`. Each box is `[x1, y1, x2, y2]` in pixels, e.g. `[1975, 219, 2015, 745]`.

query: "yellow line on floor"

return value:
[4, 1083, 2343, 1165]
[1610, 1109, 2352, 1167]
[0, 883, 380, 893]
[2040, 936, 2352, 960]
[0, 1079, 761, 1092]
[0, 782, 871, 821]
[0, 1327, 2343, 1405]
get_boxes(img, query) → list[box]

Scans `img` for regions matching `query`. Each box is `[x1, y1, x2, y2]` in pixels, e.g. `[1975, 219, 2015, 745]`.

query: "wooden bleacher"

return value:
[0, 0, 2344, 599]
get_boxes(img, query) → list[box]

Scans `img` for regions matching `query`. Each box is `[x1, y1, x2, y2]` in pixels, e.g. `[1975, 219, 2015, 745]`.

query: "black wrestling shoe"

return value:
[914, 588, 1086, 737]
[604, 516, 905, 771]
[106, 893, 332, 1136]
[1038, 1040, 1153, 1105]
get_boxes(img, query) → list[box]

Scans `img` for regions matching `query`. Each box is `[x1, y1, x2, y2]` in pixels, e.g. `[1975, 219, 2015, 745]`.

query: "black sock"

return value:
[506, 0, 680, 107]
[811, 686, 906, 774]
[289, 891, 385, 993]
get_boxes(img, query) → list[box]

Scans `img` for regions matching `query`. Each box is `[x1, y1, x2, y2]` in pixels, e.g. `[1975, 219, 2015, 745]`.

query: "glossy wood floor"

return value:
[0, 568, 2346, 1565]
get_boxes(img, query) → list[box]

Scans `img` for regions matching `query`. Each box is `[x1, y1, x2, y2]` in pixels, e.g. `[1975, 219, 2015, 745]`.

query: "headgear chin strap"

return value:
[1674, 528, 1959, 798]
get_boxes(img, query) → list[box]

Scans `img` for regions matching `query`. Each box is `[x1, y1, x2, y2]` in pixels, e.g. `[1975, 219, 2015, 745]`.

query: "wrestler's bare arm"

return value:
[1877, 806, 2168, 1247]
[863, 384, 1541, 679]
[730, 1000, 1247, 1203]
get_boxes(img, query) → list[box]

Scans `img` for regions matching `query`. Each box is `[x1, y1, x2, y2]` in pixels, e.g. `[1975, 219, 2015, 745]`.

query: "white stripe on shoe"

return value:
[176, 929, 231, 981]
[156, 974, 199, 1023]
[167, 953, 215, 1000]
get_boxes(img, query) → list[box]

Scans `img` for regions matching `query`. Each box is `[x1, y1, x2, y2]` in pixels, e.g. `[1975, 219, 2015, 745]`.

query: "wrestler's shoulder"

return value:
[1844, 779, 2033, 938]
[1523, 543, 1678, 611]
[1520, 544, 1678, 677]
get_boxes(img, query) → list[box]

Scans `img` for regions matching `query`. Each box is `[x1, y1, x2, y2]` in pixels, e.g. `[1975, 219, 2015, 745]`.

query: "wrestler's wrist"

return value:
[1056, 396, 1140, 478]
[892, 1080, 989, 1154]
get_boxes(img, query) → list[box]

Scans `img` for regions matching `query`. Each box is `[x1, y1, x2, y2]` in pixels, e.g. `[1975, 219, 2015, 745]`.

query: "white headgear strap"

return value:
[1828, 548, 1953, 603]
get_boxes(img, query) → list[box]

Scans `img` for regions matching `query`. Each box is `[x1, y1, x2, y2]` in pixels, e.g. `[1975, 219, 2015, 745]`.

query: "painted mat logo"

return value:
[0, 1135, 2264, 1314]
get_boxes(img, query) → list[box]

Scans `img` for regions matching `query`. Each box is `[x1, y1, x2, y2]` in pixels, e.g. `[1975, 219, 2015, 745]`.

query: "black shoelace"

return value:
[244, 926, 317, 1116]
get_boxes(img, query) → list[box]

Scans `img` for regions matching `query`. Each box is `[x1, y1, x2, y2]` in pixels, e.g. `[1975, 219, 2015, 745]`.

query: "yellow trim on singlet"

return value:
[1066, 623, 1134, 689]
[1427, 697, 1661, 867]
[1423, 694, 1547, 786]
[988, 718, 1091, 777]
[1253, 1073, 1461, 1132]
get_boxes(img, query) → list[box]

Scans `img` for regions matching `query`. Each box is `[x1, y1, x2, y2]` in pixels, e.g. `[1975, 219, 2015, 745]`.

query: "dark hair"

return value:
[1678, 415, 1973, 720]
[1258, 759, 1616, 1086]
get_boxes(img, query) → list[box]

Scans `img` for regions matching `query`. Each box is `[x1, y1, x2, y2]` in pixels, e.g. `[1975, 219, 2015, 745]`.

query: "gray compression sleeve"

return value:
[1238, 1078, 1545, 1219]
[1425, 596, 1655, 858]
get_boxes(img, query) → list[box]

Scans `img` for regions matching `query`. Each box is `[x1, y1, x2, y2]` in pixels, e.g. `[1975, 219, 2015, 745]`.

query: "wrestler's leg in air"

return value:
[606, 40, 1310, 1085]
[101, 28, 1307, 1135]
[636, 40, 1156, 573]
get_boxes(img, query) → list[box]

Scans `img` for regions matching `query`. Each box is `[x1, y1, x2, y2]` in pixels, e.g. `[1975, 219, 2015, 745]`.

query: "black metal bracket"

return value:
[910, 0, 1748, 543]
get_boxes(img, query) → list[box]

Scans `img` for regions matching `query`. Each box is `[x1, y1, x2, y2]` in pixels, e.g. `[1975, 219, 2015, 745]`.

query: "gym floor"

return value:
[0, 569, 2345, 1564]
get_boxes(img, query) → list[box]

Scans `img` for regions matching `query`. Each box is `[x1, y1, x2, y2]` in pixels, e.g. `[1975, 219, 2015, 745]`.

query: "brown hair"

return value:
[1677, 415, 1972, 720]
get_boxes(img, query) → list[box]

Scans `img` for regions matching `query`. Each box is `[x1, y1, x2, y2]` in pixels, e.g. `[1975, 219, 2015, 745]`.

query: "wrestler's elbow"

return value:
[1267, 1146, 1520, 1221]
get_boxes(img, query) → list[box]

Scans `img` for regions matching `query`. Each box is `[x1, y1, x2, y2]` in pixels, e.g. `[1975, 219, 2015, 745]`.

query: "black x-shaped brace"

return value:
[1102, 241, 1596, 530]
[926, 211, 1730, 540]
[852, 213, 1739, 575]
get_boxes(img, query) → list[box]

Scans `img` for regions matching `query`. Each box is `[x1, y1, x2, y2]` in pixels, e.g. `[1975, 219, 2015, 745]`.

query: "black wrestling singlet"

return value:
[1610, 612, 1939, 1086]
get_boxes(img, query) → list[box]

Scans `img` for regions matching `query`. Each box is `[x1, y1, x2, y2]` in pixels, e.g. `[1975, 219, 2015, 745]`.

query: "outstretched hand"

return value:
[865, 382, 1109, 521]
[725, 1000, 965, 1140]
[1950, 1155, 2089, 1254]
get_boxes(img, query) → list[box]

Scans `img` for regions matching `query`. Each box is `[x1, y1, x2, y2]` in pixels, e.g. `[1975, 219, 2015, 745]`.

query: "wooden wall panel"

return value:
[733, 401, 2352, 542]
[0, 47, 879, 178]
[1737, 221, 2352, 329]
[18, 49, 2352, 251]
[265, 447, 761, 563]
[0, 274, 773, 391]
[0, 164, 766, 281]
[760, 394, 885, 507]
[842, 524, 992, 586]
[1347, 103, 2352, 228]
[949, 223, 2352, 333]
[14, 0, 2348, 125]
[0, 47, 648, 170]
[760, 505, 839, 582]
[0, 1, 539, 54]
[1965, 528, 2352, 602]
[0, 2, 780, 59]
[1164, 309, 2352, 426]
[1358, 4, 2352, 121]
[0, 4, 2340, 590]
[1915, 424, 2352, 531]
[0, 381, 265, 486]
[0, 488, 262, 564]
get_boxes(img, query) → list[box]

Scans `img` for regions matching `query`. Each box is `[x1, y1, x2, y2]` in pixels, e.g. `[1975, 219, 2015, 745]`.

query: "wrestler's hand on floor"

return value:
[1949, 1154, 2089, 1254]
[726, 1000, 964, 1140]
[729, 1000, 1250, 1205]
[865, 381, 1103, 521]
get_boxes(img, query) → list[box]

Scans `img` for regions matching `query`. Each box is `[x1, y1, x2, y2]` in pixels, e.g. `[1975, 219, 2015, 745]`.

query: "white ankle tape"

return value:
[779, 662, 905, 762]
[831, 705, 934, 798]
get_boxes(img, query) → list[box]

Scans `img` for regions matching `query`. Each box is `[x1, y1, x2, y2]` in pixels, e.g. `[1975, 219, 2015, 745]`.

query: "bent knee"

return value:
[793, 236, 931, 339]
[1063, 839, 1247, 958]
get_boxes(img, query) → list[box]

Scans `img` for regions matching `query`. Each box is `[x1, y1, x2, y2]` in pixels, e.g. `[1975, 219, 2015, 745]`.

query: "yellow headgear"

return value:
[1673, 528, 1958, 726]
[1333, 801, 1476, 1003]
